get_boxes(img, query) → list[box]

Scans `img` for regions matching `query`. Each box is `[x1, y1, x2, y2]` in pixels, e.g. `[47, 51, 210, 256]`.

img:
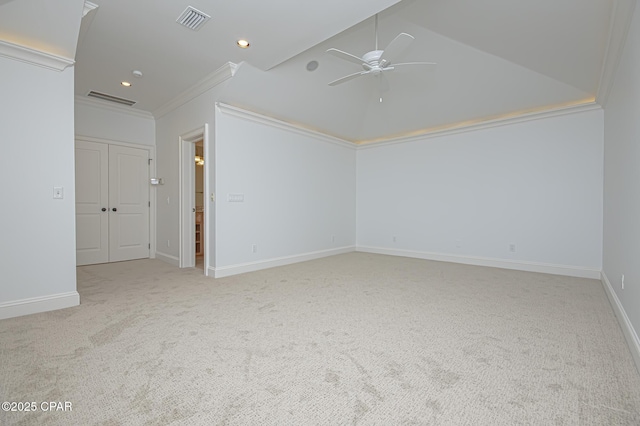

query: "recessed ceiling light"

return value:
[237, 39, 250, 48]
[306, 60, 319, 72]
[132, 70, 143, 78]
[121, 81, 132, 87]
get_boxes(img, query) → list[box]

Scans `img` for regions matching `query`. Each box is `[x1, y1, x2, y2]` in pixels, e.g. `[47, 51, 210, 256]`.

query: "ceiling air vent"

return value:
[87, 91, 136, 106]
[176, 6, 211, 30]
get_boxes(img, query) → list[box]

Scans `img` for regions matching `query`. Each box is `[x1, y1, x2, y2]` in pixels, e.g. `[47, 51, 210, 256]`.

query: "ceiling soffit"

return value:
[0, 0, 84, 60]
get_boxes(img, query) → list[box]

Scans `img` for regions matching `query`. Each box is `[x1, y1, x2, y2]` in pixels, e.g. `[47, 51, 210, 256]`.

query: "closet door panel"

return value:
[75, 141, 109, 266]
[108, 145, 150, 262]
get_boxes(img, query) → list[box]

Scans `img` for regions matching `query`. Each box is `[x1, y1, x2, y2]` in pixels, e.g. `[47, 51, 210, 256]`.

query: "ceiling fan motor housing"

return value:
[363, 50, 385, 69]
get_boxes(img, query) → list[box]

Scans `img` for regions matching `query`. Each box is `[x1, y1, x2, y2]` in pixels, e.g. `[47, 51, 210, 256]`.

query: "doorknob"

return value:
[192, 208, 196, 212]
[101, 208, 107, 212]
[112, 208, 117, 212]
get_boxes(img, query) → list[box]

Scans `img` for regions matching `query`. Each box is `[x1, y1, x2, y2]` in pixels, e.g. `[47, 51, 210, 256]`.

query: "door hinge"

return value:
[148, 201, 150, 207]
[148, 243, 150, 249]
[148, 158, 152, 165]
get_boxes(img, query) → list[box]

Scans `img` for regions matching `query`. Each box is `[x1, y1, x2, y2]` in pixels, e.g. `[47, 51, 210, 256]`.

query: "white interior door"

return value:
[75, 141, 109, 265]
[75, 141, 150, 265]
[180, 139, 196, 268]
[179, 124, 209, 273]
[108, 145, 150, 262]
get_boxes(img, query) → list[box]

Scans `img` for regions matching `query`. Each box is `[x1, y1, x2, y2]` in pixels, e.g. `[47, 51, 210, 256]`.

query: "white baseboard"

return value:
[155, 251, 180, 267]
[356, 246, 602, 279]
[601, 272, 640, 374]
[211, 246, 356, 278]
[0, 292, 80, 320]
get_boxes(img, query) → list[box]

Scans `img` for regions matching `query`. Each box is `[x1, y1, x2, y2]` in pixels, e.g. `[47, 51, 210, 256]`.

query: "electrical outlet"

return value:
[509, 244, 516, 253]
[331, 235, 335, 243]
[252, 244, 257, 253]
[622, 274, 625, 290]
[167, 240, 170, 248]
[393, 235, 397, 243]
[456, 239, 462, 249]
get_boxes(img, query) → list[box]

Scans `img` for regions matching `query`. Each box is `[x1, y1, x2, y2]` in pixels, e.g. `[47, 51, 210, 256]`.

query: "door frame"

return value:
[74, 135, 157, 261]
[179, 124, 210, 273]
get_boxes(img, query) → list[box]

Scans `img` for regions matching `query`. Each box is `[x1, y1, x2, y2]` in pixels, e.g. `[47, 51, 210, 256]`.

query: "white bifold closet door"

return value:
[75, 140, 150, 266]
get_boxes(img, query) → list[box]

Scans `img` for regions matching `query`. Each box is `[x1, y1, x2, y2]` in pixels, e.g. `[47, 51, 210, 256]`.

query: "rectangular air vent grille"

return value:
[87, 91, 136, 106]
[177, 6, 211, 30]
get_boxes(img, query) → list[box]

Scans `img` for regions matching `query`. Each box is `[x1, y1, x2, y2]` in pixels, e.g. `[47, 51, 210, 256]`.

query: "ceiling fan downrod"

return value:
[375, 14, 379, 51]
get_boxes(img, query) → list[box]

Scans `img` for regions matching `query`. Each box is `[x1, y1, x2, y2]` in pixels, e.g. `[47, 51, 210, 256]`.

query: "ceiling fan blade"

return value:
[388, 62, 438, 73]
[328, 71, 370, 86]
[379, 33, 415, 66]
[326, 48, 366, 66]
[392, 62, 437, 67]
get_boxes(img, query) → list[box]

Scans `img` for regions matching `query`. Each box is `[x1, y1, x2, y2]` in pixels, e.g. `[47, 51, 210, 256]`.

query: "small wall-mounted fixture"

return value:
[150, 178, 164, 185]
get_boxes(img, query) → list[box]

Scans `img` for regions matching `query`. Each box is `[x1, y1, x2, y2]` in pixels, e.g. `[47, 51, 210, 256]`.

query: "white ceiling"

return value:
[218, 0, 613, 141]
[1, 0, 627, 142]
[73, 0, 400, 112]
[406, 0, 612, 94]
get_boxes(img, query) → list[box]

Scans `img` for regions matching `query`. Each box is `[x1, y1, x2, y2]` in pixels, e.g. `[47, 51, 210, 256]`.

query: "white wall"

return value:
[357, 108, 604, 277]
[213, 107, 356, 274]
[0, 57, 79, 318]
[155, 87, 227, 267]
[603, 1, 640, 367]
[75, 99, 155, 146]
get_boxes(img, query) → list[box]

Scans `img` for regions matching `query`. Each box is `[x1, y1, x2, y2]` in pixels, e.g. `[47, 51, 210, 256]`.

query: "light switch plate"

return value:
[53, 186, 64, 199]
[228, 193, 244, 202]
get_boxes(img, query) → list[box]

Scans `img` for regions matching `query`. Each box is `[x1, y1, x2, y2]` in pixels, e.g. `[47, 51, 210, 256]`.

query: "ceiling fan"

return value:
[326, 14, 437, 88]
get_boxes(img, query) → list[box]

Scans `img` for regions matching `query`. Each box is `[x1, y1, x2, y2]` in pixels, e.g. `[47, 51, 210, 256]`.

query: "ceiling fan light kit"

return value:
[326, 14, 436, 87]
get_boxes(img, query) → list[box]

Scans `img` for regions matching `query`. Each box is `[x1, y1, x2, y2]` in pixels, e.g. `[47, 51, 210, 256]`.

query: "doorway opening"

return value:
[179, 124, 210, 274]
[195, 140, 205, 271]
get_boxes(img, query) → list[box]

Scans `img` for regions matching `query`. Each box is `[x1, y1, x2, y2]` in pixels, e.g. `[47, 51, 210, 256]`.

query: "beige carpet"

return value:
[1, 253, 639, 425]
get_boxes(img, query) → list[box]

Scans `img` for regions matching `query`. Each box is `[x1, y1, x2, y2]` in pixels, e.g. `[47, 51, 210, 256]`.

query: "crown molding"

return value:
[153, 62, 238, 119]
[596, 0, 637, 107]
[216, 103, 356, 149]
[357, 101, 602, 149]
[75, 96, 155, 120]
[216, 101, 601, 150]
[0, 40, 74, 71]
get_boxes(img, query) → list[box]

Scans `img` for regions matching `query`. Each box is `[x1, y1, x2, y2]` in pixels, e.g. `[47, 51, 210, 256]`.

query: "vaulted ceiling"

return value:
[217, 0, 620, 142]
[1, 0, 633, 143]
